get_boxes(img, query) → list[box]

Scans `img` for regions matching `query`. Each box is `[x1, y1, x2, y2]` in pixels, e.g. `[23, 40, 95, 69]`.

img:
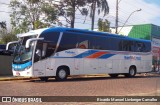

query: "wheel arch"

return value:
[130, 65, 137, 73]
[56, 65, 70, 75]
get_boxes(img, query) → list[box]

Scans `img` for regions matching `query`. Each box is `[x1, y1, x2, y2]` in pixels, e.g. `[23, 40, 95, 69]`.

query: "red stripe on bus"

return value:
[86, 52, 108, 58]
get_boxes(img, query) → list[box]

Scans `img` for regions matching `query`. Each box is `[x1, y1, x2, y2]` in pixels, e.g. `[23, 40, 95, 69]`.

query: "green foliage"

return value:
[10, 0, 58, 33]
[98, 18, 110, 32]
[0, 30, 18, 44]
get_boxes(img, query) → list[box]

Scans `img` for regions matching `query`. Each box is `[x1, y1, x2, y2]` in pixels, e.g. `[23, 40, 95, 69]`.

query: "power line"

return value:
[0, 2, 10, 5]
[0, 11, 11, 13]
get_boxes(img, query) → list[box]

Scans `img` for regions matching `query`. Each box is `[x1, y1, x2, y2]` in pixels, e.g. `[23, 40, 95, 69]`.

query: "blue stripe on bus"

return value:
[12, 61, 32, 71]
[98, 54, 115, 59]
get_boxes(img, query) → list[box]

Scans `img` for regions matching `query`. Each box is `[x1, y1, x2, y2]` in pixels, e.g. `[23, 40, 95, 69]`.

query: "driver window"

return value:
[42, 43, 47, 57]
[34, 41, 43, 62]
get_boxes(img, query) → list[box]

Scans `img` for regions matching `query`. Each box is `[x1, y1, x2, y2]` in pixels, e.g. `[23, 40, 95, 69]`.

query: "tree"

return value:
[58, 0, 88, 28]
[10, 0, 58, 34]
[0, 21, 6, 29]
[87, 0, 109, 30]
[98, 18, 110, 32]
[0, 30, 18, 44]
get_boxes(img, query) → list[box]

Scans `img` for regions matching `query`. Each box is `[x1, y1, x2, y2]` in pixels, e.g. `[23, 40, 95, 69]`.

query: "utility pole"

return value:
[91, 0, 96, 30]
[115, 0, 118, 34]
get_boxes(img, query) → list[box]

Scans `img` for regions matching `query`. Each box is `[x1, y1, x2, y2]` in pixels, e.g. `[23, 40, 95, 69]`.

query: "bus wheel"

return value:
[125, 66, 136, 77]
[56, 67, 68, 81]
[40, 77, 48, 81]
[109, 74, 119, 78]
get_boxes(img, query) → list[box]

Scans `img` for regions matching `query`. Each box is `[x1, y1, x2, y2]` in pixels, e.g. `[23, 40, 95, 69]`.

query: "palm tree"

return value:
[87, 0, 109, 30]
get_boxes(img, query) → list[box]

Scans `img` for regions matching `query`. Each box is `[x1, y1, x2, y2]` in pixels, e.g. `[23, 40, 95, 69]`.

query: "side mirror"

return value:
[6, 41, 19, 50]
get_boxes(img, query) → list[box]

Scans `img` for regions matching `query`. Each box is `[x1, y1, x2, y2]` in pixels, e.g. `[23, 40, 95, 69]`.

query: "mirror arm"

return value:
[26, 38, 44, 48]
[6, 41, 19, 50]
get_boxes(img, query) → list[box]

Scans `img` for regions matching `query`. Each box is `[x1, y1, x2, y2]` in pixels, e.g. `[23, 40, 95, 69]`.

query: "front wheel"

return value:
[56, 67, 68, 81]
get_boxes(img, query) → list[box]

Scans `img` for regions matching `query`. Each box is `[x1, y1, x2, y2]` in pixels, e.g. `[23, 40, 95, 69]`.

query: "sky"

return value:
[0, 0, 160, 30]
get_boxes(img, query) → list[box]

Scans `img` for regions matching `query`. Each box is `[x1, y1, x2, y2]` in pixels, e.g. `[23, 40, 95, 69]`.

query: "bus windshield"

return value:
[13, 36, 36, 64]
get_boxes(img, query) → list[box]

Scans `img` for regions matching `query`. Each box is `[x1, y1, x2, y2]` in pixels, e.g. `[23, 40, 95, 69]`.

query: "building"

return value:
[111, 24, 160, 71]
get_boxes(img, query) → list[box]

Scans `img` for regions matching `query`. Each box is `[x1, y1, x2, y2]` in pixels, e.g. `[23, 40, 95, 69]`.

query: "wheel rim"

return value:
[130, 68, 135, 76]
[59, 69, 66, 79]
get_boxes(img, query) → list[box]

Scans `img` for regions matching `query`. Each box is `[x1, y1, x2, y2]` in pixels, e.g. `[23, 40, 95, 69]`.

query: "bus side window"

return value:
[58, 32, 78, 52]
[76, 40, 89, 49]
[77, 35, 90, 49]
[135, 42, 145, 52]
[94, 36, 108, 50]
[145, 42, 151, 52]
[122, 40, 134, 51]
[119, 40, 123, 51]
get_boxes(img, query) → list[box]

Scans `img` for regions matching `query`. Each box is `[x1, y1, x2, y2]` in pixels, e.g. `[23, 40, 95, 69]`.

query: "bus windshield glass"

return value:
[13, 36, 36, 64]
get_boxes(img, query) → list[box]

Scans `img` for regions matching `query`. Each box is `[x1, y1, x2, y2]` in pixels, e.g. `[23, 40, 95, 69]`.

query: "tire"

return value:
[40, 77, 48, 81]
[109, 74, 119, 78]
[125, 66, 136, 77]
[56, 67, 68, 81]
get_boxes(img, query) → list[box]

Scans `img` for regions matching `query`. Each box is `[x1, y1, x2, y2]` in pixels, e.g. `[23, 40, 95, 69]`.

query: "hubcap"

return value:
[59, 69, 66, 79]
[130, 68, 135, 76]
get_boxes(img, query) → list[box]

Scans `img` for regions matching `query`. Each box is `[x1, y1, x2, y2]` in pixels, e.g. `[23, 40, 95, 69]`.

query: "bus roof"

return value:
[17, 28, 48, 38]
[42, 27, 151, 43]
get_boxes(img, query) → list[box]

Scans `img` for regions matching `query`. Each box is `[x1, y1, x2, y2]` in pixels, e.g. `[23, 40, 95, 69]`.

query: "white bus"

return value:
[6, 27, 152, 81]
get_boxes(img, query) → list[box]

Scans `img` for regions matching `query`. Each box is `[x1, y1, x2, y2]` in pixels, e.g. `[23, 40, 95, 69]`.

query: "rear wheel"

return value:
[39, 77, 48, 81]
[56, 67, 68, 81]
[125, 66, 136, 77]
[109, 74, 119, 78]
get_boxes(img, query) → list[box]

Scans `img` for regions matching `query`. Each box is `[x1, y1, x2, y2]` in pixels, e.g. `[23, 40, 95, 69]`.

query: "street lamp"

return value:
[118, 9, 142, 34]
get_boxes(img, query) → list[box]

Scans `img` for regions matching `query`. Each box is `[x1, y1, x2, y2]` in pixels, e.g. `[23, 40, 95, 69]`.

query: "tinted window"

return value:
[39, 32, 60, 57]
[77, 34, 91, 49]
[135, 42, 145, 52]
[109, 38, 121, 51]
[58, 32, 78, 52]
[40, 32, 60, 45]
[93, 36, 108, 50]
[122, 40, 134, 51]
[144, 42, 151, 52]
[36, 32, 60, 58]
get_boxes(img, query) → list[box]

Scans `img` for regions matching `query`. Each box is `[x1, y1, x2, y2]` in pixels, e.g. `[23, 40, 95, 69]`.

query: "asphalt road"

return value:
[0, 75, 159, 105]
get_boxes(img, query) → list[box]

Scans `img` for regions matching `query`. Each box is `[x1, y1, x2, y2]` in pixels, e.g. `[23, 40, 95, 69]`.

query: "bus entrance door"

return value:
[33, 42, 48, 77]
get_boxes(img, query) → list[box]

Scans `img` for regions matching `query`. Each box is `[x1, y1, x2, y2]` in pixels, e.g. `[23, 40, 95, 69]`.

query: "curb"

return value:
[0, 77, 37, 81]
